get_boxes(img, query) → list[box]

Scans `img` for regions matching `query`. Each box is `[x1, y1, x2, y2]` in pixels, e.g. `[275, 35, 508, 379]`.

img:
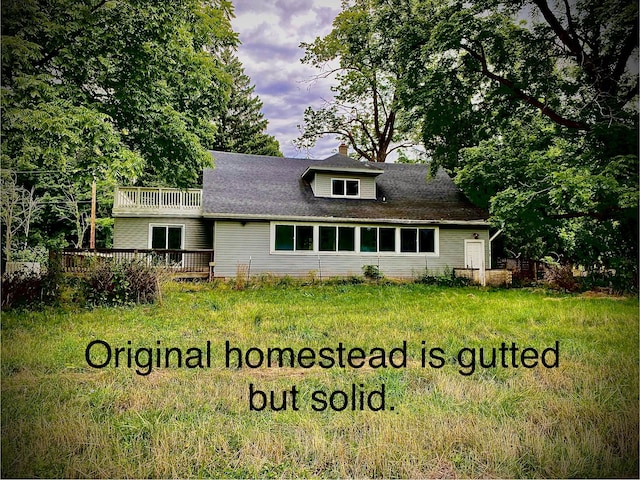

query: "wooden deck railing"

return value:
[53, 249, 214, 274]
[113, 187, 202, 212]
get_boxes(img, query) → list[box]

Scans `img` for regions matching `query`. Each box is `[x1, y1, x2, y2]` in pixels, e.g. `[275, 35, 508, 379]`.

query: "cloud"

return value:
[231, 1, 343, 158]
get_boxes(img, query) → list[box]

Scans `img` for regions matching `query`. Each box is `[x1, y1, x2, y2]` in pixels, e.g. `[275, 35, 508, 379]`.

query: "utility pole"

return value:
[90, 176, 96, 249]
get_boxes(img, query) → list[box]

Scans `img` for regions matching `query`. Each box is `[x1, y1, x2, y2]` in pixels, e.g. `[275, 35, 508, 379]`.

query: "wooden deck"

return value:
[113, 187, 202, 216]
[53, 249, 214, 279]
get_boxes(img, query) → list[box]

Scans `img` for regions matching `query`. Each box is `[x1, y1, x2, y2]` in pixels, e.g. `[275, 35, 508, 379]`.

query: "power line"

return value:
[0, 169, 91, 174]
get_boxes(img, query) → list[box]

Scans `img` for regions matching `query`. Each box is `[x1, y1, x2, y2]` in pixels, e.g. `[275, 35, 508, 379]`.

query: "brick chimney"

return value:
[338, 143, 348, 155]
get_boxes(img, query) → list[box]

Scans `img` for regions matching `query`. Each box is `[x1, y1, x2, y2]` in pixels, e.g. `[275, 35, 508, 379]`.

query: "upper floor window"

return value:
[332, 178, 360, 198]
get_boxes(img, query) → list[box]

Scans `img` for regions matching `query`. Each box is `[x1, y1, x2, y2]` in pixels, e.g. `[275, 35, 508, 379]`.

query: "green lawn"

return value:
[2, 282, 638, 478]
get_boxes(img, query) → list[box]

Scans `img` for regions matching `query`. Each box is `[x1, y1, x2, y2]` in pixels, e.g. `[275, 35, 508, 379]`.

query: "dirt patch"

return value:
[579, 290, 630, 300]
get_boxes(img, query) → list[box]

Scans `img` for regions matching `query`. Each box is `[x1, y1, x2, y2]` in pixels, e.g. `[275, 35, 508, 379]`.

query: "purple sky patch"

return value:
[231, 0, 343, 159]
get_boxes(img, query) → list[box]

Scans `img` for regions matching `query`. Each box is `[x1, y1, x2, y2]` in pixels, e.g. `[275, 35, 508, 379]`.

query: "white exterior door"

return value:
[464, 239, 485, 286]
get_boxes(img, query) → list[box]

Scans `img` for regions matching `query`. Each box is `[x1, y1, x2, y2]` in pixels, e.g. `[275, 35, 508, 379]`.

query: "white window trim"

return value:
[148, 223, 185, 250]
[270, 222, 439, 256]
[331, 178, 361, 198]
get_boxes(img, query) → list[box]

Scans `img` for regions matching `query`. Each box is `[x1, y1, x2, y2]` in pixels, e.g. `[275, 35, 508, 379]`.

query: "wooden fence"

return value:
[52, 249, 214, 275]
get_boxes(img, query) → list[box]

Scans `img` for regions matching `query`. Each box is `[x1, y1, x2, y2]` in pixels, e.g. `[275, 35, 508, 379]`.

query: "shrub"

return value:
[1, 258, 63, 310]
[2, 272, 45, 310]
[544, 263, 579, 292]
[362, 265, 383, 280]
[82, 259, 162, 307]
[417, 266, 471, 287]
[578, 264, 638, 294]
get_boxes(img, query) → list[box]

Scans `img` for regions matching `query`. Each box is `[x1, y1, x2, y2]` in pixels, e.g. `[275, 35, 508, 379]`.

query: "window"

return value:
[360, 227, 396, 253]
[400, 228, 417, 253]
[338, 227, 355, 251]
[319, 226, 336, 251]
[296, 225, 314, 251]
[272, 223, 436, 255]
[419, 228, 435, 253]
[379, 228, 396, 252]
[400, 228, 436, 253]
[332, 179, 344, 196]
[331, 178, 360, 197]
[275, 224, 314, 251]
[360, 227, 377, 252]
[346, 180, 359, 196]
[150, 224, 184, 265]
[319, 226, 356, 252]
[275, 225, 294, 251]
[150, 225, 183, 249]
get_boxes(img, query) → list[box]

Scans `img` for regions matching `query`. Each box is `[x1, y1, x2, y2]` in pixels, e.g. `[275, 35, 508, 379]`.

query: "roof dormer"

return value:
[301, 151, 383, 200]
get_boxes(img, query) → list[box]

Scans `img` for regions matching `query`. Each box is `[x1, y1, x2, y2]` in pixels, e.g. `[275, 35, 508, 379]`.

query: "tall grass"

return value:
[2, 283, 638, 478]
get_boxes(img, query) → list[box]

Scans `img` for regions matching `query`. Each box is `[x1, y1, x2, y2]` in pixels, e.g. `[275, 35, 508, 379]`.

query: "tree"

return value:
[1, 0, 238, 252]
[388, 0, 638, 281]
[3, 0, 239, 188]
[1, 172, 41, 262]
[400, 0, 638, 168]
[213, 49, 282, 156]
[296, 0, 416, 162]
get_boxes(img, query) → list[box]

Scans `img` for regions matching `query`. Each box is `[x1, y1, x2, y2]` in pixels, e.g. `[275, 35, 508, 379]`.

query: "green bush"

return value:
[417, 266, 471, 287]
[362, 265, 383, 280]
[82, 259, 162, 307]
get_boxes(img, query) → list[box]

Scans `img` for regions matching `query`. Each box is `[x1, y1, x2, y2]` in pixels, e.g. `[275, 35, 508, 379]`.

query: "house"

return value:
[111, 147, 492, 280]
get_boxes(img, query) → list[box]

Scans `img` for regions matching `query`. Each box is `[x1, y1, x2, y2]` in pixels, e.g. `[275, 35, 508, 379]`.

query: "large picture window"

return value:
[272, 223, 437, 255]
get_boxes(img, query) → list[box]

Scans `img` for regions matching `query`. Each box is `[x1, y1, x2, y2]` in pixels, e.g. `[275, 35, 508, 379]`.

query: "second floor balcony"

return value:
[113, 187, 202, 216]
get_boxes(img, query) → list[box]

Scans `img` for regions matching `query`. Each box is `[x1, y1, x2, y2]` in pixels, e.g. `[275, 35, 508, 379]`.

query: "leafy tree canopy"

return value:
[1, 0, 240, 252]
[310, 0, 637, 282]
[2, 0, 238, 188]
[410, 0, 639, 278]
[296, 0, 417, 162]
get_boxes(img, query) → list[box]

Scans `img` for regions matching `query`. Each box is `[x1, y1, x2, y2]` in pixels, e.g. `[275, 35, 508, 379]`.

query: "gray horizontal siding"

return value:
[113, 217, 211, 250]
[213, 220, 489, 278]
[313, 173, 376, 199]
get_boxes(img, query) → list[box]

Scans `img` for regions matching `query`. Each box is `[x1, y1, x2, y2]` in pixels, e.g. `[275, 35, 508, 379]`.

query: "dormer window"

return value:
[332, 178, 360, 198]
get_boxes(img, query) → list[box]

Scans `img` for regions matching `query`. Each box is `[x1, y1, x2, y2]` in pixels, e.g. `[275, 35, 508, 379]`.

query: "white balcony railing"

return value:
[114, 187, 202, 213]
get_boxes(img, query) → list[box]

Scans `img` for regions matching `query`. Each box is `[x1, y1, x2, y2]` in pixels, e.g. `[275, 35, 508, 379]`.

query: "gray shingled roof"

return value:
[300, 153, 383, 180]
[202, 151, 489, 224]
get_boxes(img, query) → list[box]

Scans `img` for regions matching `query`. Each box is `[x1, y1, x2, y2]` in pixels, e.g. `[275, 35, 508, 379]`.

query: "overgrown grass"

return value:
[2, 282, 638, 478]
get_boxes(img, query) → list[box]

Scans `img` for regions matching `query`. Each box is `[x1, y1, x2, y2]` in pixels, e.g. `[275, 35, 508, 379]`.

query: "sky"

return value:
[230, 0, 343, 159]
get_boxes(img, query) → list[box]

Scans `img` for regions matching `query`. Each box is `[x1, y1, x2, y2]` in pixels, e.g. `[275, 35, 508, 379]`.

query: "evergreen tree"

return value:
[213, 49, 282, 156]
